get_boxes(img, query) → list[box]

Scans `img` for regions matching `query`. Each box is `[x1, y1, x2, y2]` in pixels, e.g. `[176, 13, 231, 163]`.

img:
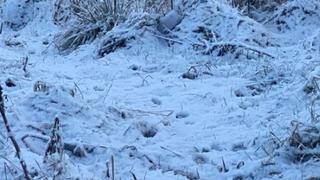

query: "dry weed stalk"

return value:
[0, 86, 31, 180]
[44, 117, 63, 161]
[106, 155, 115, 180]
[43, 117, 65, 178]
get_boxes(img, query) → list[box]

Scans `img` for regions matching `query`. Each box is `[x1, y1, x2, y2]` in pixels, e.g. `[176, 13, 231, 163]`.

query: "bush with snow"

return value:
[53, 0, 174, 54]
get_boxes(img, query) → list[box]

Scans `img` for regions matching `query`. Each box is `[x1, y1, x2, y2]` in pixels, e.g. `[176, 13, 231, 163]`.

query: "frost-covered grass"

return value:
[0, 0, 320, 179]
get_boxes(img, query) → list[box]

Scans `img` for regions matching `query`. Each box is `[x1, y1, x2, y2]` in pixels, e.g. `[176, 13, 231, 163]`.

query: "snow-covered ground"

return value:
[1, 0, 320, 179]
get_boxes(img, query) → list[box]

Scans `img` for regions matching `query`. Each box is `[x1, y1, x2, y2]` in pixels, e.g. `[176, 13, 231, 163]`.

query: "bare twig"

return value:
[3, 162, 16, 179]
[160, 146, 184, 158]
[124, 108, 174, 117]
[131, 172, 138, 180]
[0, 86, 31, 180]
[0, 22, 3, 34]
[103, 84, 113, 103]
[111, 155, 115, 180]
[150, 33, 184, 44]
[4, 162, 8, 180]
[35, 160, 49, 180]
[0, 155, 22, 172]
[26, 124, 47, 135]
[106, 155, 115, 180]
[21, 134, 104, 157]
[22, 56, 29, 74]
[206, 42, 275, 58]
[151, 31, 274, 58]
[74, 82, 84, 99]
[221, 157, 228, 173]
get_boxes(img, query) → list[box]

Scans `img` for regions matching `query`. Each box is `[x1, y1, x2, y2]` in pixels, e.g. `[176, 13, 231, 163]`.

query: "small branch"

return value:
[74, 82, 84, 100]
[106, 155, 115, 180]
[150, 32, 274, 58]
[111, 155, 115, 180]
[4, 162, 8, 180]
[0, 22, 3, 35]
[130, 172, 138, 180]
[26, 124, 47, 135]
[221, 157, 229, 173]
[151, 33, 184, 44]
[21, 134, 103, 157]
[0, 86, 31, 180]
[22, 56, 29, 74]
[103, 84, 113, 103]
[206, 42, 275, 58]
[124, 108, 174, 117]
[3, 161, 19, 179]
[160, 146, 184, 158]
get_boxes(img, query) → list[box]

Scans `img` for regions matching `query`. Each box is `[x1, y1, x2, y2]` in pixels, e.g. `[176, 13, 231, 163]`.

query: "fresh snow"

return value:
[0, 0, 320, 179]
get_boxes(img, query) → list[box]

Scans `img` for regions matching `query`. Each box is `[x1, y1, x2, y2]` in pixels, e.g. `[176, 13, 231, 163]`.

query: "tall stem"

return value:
[0, 86, 31, 180]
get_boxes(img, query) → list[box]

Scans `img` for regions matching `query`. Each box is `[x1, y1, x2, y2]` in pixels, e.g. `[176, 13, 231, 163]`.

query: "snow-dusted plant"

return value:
[97, 12, 158, 57]
[44, 117, 65, 178]
[143, 0, 173, 14]
[54, 0, 174, 53]
[288, 120, 320, 162]
[70, 0, 128, 25]
[53, 0, 73, 26]
[288, 66, 320, 162]
[54, 0, 129, 52]
[0, 86, 31, 180]
[231, 0, 287, 14]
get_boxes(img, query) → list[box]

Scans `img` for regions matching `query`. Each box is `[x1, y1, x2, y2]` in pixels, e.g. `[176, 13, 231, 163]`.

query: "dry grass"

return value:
[54, 0, 126, 52]
[230, 0, 287, 15]
[288, 121, 320, 162]
[54, 0, 173, 53]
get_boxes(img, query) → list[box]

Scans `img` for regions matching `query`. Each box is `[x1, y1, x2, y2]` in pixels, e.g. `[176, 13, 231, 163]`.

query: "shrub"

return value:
[53, 0, 130, 52]
[230, 0, 287, 14]
[54, 0, 173, 53]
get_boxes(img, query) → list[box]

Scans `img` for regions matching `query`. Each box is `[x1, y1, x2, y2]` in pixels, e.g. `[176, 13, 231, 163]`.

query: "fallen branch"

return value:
[150, 32, 275, 58]
[21, 134, 104, 157]
[0, 86, 31, 180]
[124, 108, 174, 117]
[151, 33, 184, 44]
[22, 56, 29, 74]
[205, 42, 275, 58]
[160, 146, 184, 158]
[106, 155, 116, 179]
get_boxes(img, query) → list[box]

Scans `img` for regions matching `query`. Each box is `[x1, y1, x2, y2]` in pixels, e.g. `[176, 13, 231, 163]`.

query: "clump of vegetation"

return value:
[97, 12, 156, 57]
[54, 0, 173, 54]
[43, 117, 65, 178]
[288, 121, 320, 162]
[230, 0, 287, 15]
[54, 0, 128, 53]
